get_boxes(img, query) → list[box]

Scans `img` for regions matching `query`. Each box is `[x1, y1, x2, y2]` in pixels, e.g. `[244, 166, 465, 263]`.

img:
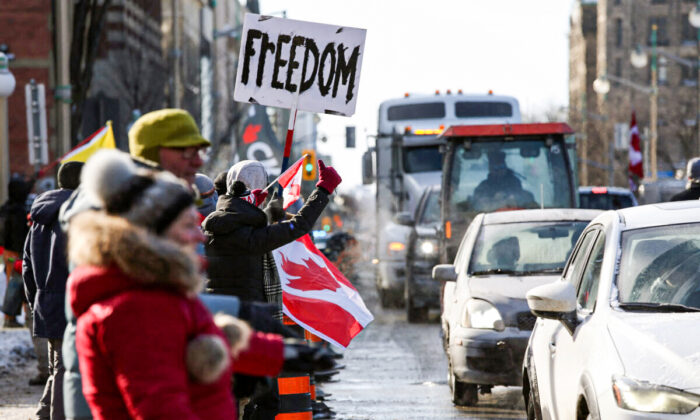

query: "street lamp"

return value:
[0, 52, 16, 202]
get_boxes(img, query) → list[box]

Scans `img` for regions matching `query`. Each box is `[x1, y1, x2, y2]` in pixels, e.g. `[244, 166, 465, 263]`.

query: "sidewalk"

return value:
[0, 327, 42, 419]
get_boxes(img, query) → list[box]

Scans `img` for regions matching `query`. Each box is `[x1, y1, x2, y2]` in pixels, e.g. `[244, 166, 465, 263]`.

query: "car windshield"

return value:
[468, 221, 589, 275]
[447, 140, 572, 220]
[580, 192, 634, 210]
[403, 145, 442, 173]
[617, 223, 700, 310]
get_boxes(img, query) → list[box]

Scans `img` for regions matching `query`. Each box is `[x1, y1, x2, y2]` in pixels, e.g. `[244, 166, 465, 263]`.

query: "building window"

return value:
[682, 59, 699, 86]
[615, 57, 622, 78]
[648, 17, 669, 46]
[616, 18, 623, 47]
[658, 56, 668, 85]
[651, 0, 666, 3]
[684, 14, 698, 46]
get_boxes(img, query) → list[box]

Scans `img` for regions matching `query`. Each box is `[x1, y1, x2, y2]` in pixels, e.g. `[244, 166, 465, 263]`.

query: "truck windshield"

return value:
[469, 221, 589, 275]
[455, 101, 513, 118]
[447, 140, 572, 218]
[403, 145, 442, 173]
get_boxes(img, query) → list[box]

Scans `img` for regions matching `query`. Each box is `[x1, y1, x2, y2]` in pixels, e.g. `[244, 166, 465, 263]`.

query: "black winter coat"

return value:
[23, 188, 73, 339]
[0, 201, 29, 253]
[670, 185, 700, 201]
[203, 188, 329, 302]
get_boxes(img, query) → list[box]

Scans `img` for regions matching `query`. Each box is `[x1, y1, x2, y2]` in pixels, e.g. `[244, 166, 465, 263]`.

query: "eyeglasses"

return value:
[165, 146, 208, 161]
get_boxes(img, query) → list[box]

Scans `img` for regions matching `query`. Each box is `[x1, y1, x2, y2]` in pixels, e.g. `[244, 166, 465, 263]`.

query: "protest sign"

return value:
[234, 13, 367, 117]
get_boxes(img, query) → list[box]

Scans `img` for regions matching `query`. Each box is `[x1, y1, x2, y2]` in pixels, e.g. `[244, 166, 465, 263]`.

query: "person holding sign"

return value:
[202, 158, 340, 418]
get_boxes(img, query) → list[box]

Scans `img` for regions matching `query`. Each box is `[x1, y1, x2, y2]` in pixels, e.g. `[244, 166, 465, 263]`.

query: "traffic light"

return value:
[302, 149, 317, 181]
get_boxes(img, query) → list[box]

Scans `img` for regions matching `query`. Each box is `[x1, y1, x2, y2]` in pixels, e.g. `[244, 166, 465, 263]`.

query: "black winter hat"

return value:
[57, 161, 84, 190]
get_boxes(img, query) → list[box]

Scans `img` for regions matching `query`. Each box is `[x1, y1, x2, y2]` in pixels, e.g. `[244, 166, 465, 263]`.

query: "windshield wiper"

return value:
[471, 268, 518, 276]
[618, 302, 700, 313]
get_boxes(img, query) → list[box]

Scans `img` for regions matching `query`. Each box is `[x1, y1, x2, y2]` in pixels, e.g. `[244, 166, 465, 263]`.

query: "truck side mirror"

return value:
[394, 212, 414, 226]
[362, 149, 374, 185]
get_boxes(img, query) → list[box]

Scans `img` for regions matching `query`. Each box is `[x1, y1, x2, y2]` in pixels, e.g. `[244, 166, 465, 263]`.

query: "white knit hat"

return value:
[226, 160, 268, 194]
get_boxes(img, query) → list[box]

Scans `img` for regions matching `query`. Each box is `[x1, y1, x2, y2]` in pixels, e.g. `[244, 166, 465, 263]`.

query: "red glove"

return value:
[251, 189, 269, 207]
[13, 259, 22, 275]
[316, 160, 342, 194]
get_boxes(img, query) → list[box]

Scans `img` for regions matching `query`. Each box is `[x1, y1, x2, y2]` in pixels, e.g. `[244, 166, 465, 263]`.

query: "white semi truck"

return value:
[363, 91, 522, 307]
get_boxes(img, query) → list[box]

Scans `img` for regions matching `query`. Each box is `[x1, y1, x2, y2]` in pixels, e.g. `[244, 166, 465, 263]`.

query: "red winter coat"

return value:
[67, 212, 284, 420]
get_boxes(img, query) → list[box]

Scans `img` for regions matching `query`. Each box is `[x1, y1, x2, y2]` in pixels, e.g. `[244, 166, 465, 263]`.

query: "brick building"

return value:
[570, 0, 700, 186]
[0, 1, 56, 180]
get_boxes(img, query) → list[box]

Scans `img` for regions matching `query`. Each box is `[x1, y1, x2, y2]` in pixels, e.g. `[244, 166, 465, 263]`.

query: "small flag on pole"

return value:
[282, 161, 304, 209]
[277, 154, 307, 188]
[61, 121, 116, 163]
[628, 112, 644, 180]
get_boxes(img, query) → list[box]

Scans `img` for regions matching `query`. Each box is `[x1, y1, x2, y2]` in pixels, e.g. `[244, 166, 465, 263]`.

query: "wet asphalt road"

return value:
[322, 265, 526, 420]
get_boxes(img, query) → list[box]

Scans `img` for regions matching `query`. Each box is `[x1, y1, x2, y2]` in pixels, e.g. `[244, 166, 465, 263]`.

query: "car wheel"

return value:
[449, 364, 478, 406]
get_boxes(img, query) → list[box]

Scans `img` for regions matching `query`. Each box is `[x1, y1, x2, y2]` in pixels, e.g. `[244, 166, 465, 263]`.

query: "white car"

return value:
[432, 209, 601, 406]
[524, 201, 700, 420]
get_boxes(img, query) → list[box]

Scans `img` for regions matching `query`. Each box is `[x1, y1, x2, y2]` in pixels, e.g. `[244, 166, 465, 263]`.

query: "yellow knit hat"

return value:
[128, 109, 211, 164]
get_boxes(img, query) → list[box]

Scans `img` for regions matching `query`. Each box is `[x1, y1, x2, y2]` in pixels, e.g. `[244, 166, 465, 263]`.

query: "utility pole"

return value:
[580, 92, 588, 186]
[650, 24, 659, 180]
[697, 0, 700, 156]
[0, 53, 16, 203]
[56, 0, 72, 155]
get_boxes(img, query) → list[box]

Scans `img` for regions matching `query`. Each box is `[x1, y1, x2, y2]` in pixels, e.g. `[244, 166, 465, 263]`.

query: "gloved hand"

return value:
[316, 160, 342, 194]
[263, 190, 285, 224]
[282, 340, 337, 373]
[237, 301, 300, 338]
[251, 189, 268, 207]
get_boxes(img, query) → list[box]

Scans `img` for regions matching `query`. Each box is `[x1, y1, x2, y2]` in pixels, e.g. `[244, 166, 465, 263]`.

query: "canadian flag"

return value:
[276, 155, 306, 210]
[629, 112, 644, 179]
[272, 235, 373, 348]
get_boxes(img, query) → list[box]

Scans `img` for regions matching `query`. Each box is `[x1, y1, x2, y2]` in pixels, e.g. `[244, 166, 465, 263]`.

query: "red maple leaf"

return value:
[243, 124, 262, 144]
[281, 254, 340, 292]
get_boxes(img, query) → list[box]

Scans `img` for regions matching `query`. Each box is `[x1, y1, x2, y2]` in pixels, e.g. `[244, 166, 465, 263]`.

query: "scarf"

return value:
[262, 252, 283, 320]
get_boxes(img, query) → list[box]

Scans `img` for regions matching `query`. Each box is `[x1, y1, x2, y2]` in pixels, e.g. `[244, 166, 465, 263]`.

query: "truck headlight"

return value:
[418, 239, 438, 256]
[462, 299, 505, 331]
[612, 375, 700, 414]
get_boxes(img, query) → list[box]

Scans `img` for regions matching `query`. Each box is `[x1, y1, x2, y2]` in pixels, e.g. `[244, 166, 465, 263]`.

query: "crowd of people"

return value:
[0, 108, 341, 420]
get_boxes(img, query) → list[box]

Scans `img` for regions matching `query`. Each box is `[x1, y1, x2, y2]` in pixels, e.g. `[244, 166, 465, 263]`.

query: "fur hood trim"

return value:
[186, 334, 230, 384]
[184, 315, 252, 384]
[68, 211, 204, 296]
[214, 313, 252, 357]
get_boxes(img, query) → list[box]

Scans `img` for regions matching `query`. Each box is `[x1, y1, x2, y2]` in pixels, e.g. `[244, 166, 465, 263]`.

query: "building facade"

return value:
[570, 0, 700, 186]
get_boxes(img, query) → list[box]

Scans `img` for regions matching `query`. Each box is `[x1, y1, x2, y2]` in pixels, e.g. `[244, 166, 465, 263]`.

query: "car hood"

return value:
[608, 311, 700, 391]
[468, 275, 560, 301]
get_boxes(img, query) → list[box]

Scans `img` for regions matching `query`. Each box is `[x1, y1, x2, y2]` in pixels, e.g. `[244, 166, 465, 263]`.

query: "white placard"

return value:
[234, 13, 366, 117]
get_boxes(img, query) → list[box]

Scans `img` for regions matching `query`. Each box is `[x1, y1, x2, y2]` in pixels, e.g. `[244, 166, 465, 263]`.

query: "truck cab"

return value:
[368, 92, 521, 308]
[439, 123, 579, 264]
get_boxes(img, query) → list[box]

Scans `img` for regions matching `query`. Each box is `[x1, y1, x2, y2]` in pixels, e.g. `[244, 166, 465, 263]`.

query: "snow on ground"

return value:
[0, 328, 35, 375]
